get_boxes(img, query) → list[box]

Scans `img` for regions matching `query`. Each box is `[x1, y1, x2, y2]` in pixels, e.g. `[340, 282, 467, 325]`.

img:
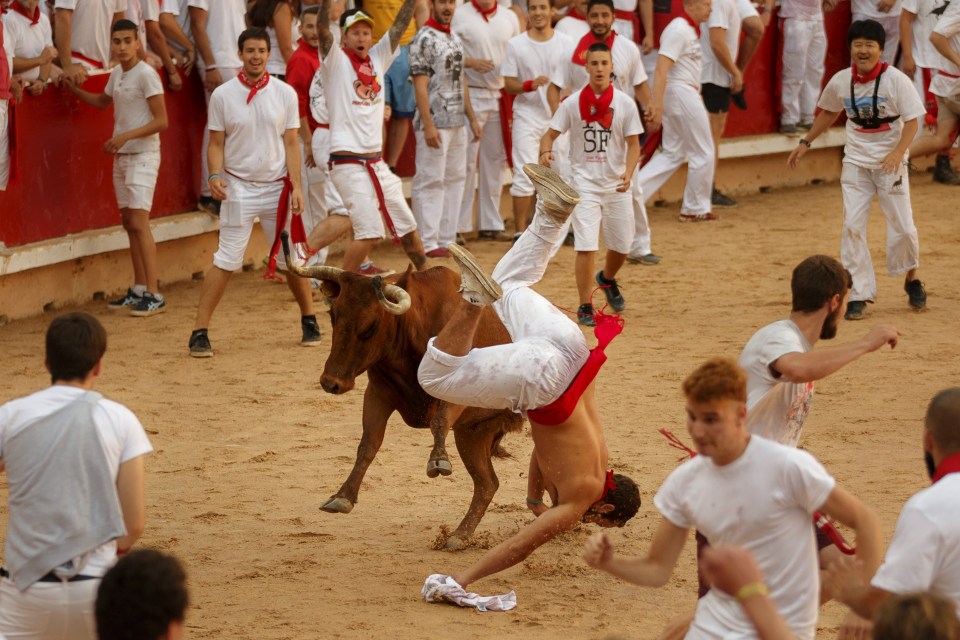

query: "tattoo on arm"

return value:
[388, 0, 418, 50]
[318, 0, 335, 58]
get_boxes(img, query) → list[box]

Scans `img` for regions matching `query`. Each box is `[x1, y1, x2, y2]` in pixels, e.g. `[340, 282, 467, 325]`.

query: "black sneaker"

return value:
[577, 303, 596, 327]
[198, 196, 221, 217]
[129, 292, 166, 317]
[711, 188, 738, 208]
[563, 232, 575, 247]
[301, 316, 322, 346]
[844, 300, 866, 321]
[932, 156, 960, 185]
[731, 88, 747, 110]
[595, 271, 625, 312]
[905, 279, 927, 310]
[189, 330, 213, 358]
[108, 288, 142, 310]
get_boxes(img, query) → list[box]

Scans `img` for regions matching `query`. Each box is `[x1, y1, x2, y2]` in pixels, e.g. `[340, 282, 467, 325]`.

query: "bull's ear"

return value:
[320, 280, 341, 298]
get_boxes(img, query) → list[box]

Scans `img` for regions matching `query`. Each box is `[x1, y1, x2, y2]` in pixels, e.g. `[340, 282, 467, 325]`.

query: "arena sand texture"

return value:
[1, 180, 958, 639]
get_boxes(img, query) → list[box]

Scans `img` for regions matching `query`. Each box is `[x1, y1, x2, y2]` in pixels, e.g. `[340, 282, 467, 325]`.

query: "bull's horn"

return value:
[373, 276, 411, 315]
[281, 231, 343, 281]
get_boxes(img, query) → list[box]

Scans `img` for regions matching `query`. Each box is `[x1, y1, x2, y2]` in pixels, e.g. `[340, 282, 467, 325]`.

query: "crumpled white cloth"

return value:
[421, 574, 517, 612]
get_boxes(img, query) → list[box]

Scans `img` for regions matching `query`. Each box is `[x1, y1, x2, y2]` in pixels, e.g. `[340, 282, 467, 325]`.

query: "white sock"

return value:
[146, 292, 164, 301]
[132, 284, 147, 296]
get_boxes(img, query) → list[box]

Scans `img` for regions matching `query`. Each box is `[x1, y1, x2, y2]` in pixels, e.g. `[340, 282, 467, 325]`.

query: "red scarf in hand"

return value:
[238, 70, 270, 104]
[579, 83, 614, 129]
[681, 12, 701, 37]
[424, 16, 450, 34]
[567, 7, 586, 20]
[470, 0, 497, 21]
[852, 61, 887, 84]
[572, 30, 616, 66]
[10, 0, 40, 24]
[343, 47, 381, 98]
[933, 452, 960, 483]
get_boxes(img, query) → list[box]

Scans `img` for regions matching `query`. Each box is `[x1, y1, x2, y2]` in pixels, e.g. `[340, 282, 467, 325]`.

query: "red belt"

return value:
[71, 51, 105, 70]
[614, 9, 642, 44]
[328, 155, 400, 244]
[316, 123, 330, 129]
[939, 70, 960, 79]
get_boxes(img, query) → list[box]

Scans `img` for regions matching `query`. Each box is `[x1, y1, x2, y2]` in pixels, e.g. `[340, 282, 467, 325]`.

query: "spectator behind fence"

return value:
[1, 7, 25, 192]
[247, 0, 298, 81]
[4, 0, 58, 95]
[96, 549, 189, 640]
[54, 0, 125, 86]
[158, 0, 197, 75]
[0, 312, 153, 640]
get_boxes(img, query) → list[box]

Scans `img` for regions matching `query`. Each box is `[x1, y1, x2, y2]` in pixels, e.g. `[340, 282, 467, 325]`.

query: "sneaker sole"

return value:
[190, 350, 213, 358]
[107, 304, 139, 311]
[129, 306, 166, 318]
[522, 164, 580, 220]
[301, 338, 323, 347]
[446, 244, 503, 302]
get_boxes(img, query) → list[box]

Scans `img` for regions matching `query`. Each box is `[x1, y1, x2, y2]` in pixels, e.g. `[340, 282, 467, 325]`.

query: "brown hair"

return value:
[682, 358, 747, 404]
[926, 388, 960, 454]
[45, 312, 107, 384]
[873, 592, 960, 640]
[791, 255, 852, 313]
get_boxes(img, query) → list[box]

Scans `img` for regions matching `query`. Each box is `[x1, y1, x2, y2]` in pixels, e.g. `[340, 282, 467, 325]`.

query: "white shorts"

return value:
[571, 190, 634, 253]
[213, 177, 292, 271]
[112, 150, 160, 210]
[0, 575, 99, 640]
[329, 159, 417, 241]
[510, 113, 548, 197]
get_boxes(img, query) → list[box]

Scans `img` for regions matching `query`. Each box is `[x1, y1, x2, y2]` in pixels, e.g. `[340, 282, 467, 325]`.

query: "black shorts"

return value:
[701, 83, 731, 114]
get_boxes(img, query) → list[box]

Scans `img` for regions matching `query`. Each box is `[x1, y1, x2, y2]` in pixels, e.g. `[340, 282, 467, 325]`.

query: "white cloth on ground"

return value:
[421, 574, 517, 611]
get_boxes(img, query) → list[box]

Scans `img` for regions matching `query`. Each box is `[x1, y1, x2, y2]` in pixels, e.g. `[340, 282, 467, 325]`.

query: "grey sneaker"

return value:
[189, 330, 213, 358]
[779, 124, 799, 137]
[301, 316, 322, 345]
[905, 279, 927, 310]
[711, 188, 738, 208]
[522, 163, 580, 222]
[447, 244, 502, 307]
[108, 288, 142, 310]
[844, 300, 866, 321]
[595, 271, 625, 312]
[627, 253, 661, 265]
[577, 303, 596, 327]
[129, 292, 166, 317]
[797, 121, 813, 131]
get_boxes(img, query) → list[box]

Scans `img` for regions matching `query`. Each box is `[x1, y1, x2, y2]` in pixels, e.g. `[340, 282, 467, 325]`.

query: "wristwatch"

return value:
[799, 138, 812, 148]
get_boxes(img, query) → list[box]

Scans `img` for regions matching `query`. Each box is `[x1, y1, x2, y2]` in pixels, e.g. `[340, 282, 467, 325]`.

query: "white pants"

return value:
[0, 100, 9, 191]
[299, 137, 329, 265]
[199, 66, 241, 197]
[417, 203, 589, 413]
[638, 83, 714, 216]
[571, 189, 634, 253]
[112, 150, 161, 210]
[511, 113, 548, 197]
[840, 162, 920, 302]
[852, 13, 900, 65]
[213, 178, 291, 271]
[780, 18, 827, 126]
[412, 126, 468, 252]
[629, 173, 653, 257]
[459, 91, 506, 233]
[330, 159, 418, 241]
[0, 576, 99, 640]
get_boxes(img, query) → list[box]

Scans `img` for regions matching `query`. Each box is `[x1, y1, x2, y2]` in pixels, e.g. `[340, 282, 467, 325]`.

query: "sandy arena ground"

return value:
[1, 178, 959, 639]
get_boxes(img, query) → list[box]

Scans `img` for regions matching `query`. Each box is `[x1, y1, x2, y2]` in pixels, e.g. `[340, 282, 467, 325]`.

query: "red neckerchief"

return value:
[567, 7, 586, 20]
[296, 37, 317, 52]
[598, 469, 617, 502]
[424, 16, 451, 34]
[932, 452, 960, 483]
[470, 0, 497, 21]
[342, 46, 381, 96]
[579, 83, 614, 129]
[572, 30, 616, 66]
[238, 70, 270, 104]
[10, 0, 39, 24]
[852, 61, 887, 84]
[681, 12, 700, 37]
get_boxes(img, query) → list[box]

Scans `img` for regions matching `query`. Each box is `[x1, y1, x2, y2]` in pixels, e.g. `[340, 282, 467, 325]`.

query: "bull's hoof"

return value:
[320, 496, 354, 514]
[426, 458, 453, 478]
[443, 535, 469, 551]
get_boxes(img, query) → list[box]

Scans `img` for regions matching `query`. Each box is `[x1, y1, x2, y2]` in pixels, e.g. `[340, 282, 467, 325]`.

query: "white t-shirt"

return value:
[780, 0, 823, 20]
[871, 472, 960, 616]
[552, 34, 647, 97]
[700, 0, 741, 88]
[451, 1, 519, 92]
[208, 75, 299, 182]
[613, 0, 638, 42]
[902, 0, 948, 69]
[853, 0, 902, 19]
[54, 0, 125, 67]
[549, 86, 643, 192]
[818, 65, 926, 170]
[322, 39, 397, 154]
[266, 17, 298, 76]
[0, 385, 153, 578]
[105, 60, 165, 153]
[187, 0, 246, 69]
[931, 0, 960, 97]
[165, 0, 194, 53]
[658, 17, 702, 90]
[159, 0, 179, 13]
[308, 22, 340, 126]
[655, 436, 836, 640]
[554, 14, 590, 41]
[126, 0, 160, 52]
[501, 30, 572, 122]
[2, 9, 54, 81]
[739, 319, 814, 447]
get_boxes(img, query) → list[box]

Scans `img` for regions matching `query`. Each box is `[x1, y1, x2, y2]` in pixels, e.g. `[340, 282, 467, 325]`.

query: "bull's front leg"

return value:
[443, 419, 501, 550]
[427, 402, 465, 478]
[321, 386, 394, 514]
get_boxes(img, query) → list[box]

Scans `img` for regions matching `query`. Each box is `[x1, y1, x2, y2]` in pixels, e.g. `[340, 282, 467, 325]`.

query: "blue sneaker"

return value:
[129, 292, 166, 317]
[577, 303, 596, 327]
[595, 271, 625, 312]
[108, 288, 142, 310]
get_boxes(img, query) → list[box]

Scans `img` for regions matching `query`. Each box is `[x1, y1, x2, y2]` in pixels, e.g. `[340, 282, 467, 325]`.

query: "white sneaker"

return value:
[522, 163, 580, 223]
[447, 244, 502, 307]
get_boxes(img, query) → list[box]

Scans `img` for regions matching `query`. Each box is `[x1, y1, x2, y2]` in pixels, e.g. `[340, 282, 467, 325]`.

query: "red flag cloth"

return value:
[328, 156, 400, 244]
[640, 129, 662, 167]
[470, 0, 497, 21]
[572, 31, 616, 66]
[238, 70, 270, 104]
[264, 175, 301, 280]
[499, 90, 514, 168]
[852, 61, 887, 84]
[342, 47, 381, 97]
[424, 16, 450, 33]
[10, 0, 40, 25]
[579, 83, 614, 129]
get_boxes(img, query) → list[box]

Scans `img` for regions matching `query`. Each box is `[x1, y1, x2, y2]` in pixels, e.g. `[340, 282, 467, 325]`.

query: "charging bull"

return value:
[284, 248, 523, 549]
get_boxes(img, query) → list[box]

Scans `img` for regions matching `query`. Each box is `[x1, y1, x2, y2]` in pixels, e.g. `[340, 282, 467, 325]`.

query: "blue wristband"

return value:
[208, 173, 221, 182]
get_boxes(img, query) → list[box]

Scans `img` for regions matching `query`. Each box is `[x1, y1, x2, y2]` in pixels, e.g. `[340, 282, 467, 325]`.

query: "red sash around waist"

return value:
[328, 155, 400, 244]
[614, 9, 642, 44]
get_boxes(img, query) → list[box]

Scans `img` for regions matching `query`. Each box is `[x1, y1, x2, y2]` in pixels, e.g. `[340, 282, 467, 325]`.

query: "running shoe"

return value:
[626, 253, 661, 265]
[108, 288, 142, 310]
[905, 279, 927, 310]
[129, 292, 166, 317]
[198, 196, 221, 217]
[522, 164, 580, 222]
[678, 212, 719, 222]
[595, 271, 625, 312]
[447, 244, 502, 307]
[577, 303, 596, 327]
[844, 300, 866, 321]
[711, 188, 738, 208]
[301, 316, 322, 346]
[357, 262, 395, 277]
[189, 330, 213, 358]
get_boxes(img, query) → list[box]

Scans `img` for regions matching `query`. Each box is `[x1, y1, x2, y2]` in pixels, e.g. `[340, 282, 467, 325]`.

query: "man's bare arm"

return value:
[388, 0, 418, 51]
[115, 456, 146, 552]
[584, 516, 688, 587]
[932, 32, 960, 69]
[773, 325, 900, 383]
[317, 0, 336, 59]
